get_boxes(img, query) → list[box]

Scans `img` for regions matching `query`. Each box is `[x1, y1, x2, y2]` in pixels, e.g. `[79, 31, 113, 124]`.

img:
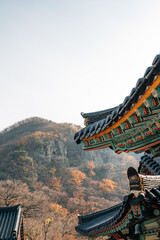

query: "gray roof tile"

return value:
[76, 185, 160, 236]
[0, 205, 22, 240]
[74, 54, 160, 144]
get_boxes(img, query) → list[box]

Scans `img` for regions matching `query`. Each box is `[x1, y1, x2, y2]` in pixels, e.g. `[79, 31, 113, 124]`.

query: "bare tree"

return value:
[0, 180, 44, 217]
[0, 180, 28, 207]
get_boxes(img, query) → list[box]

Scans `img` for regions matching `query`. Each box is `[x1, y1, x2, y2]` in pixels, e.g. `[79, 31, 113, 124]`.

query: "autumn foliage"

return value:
[0, 117, 139, 239]
[68, 169, 86, 185]
[99, 179, 117, 192]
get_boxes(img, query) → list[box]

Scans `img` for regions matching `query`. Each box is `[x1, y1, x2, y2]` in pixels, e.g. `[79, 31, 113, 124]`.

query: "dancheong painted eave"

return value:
[74, 54, 160, 155]
[75, 163, 160, 239]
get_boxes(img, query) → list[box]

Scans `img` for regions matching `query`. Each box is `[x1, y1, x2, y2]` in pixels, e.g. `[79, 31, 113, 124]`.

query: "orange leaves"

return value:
[61, 168, 86, 187]
[73, 187, 85, 199]
[51, 167, 56, 175]
[33, 131, 43, 137]
[67, 198, 87, 214]
[122, 170, 127, 175]
[99, 179, 117, 193]
[17, 135, 29, 146]
[50, 168, 61, 191]
[50, 203, 68, 215]
[63, 137, 67, 142]
[16, 131, 54, 147]
[88, 170, 96, 177]
[86, 161, 96, 177]
[87, 161, 95, 170]
[68, 169, 86, 185]
[50, 177, 61, 191]
[88, 178, 117, 194]
[33, 131, 53, 139]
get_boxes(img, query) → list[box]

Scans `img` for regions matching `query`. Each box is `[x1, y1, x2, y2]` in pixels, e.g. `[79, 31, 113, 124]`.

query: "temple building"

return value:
[74, 54, 160, 239]
[0, 204, 24, 240]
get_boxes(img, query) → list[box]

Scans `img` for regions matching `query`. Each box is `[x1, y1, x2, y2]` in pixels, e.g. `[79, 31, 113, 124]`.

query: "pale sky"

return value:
[1, 0, 160, 131]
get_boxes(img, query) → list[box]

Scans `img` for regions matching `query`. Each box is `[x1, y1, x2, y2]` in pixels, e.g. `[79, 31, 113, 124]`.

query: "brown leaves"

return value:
[0, 180, 44, 218]
[50, 203, 68, 215]
[0, 180, 28, 207]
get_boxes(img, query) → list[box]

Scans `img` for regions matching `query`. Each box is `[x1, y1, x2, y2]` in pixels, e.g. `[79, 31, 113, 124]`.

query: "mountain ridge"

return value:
[0, 116, 141, 239]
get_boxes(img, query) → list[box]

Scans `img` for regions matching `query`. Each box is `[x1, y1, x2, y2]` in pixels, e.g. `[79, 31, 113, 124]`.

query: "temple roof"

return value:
[76, 194, 133, 236]
[75, 162, 160, 237]
[74, 54, 160, 145]
[138, 155, 160, 175]
[0, 205, 23, 240]
[81, 106, 119, 126]
[75, 53, 160, 239]
[76, 185, 160, 237]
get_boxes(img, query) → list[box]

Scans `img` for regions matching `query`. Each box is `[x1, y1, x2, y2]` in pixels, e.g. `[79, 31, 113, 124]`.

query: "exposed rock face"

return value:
[82, 149, 108, 164]
[0, 117, 143, 217]
[0, 117, 141, 186]
[28, 138, 69, 170]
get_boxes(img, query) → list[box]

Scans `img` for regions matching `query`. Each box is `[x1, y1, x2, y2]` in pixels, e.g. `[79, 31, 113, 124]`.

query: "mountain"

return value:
[0, 117, 141, 239]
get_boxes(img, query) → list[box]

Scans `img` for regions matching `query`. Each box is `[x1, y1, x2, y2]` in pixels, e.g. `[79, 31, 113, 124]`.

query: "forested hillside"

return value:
[0, 117, 141, 239]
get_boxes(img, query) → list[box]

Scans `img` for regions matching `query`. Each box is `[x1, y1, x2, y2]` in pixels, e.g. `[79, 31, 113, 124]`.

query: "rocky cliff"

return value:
[0, 117, 141, 210]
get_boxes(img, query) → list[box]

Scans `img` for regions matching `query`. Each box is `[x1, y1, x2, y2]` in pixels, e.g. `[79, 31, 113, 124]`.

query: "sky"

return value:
[1, 0, 160, 131]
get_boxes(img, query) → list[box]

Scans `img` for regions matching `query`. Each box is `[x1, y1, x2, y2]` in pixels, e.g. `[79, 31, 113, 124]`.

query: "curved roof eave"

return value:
[74, 54, 160, 144]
